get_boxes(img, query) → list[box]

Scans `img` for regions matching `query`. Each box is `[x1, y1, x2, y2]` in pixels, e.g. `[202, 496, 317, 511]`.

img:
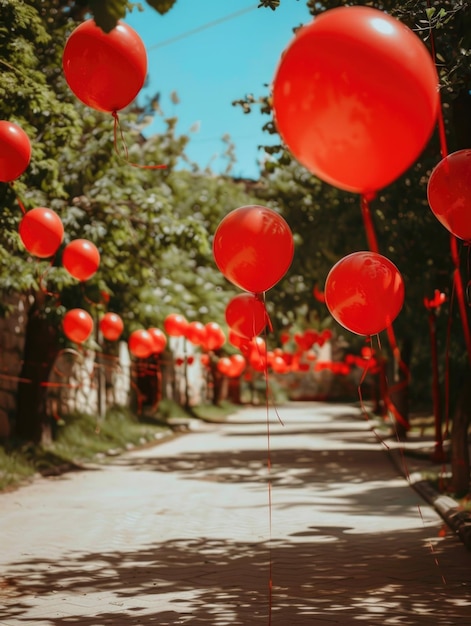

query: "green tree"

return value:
[235, 0, 471, 488]
[0, 0, 257, 442]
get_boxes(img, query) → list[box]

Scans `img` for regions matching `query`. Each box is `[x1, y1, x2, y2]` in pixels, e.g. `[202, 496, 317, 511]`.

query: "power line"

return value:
[147, 4, 259, 51]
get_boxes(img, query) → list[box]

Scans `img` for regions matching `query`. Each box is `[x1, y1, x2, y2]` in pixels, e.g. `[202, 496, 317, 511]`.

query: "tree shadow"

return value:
[3, 403, 470, 624]
[2, 529, 470, 625]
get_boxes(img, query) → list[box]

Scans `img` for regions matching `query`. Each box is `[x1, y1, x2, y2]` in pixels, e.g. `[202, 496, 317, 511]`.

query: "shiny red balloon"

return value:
[226, 354, 247, 378]
[272, 6, 439, 194]
[63, 308, 94, 344]
[324, 251, 404, 336]
[217, 357, 232, 376]
[62, 239, 100, 282]
[185, 321, 206, 345]
[99, 312, 124, 341]
[225, 293, 268, 339]
[128, 329, 154, 359]
[163, 313, 188, 337]
[213, 205, 294, 293]
[272, 355, 289, 374]
[427, 149, 471, 241]
[19, 207, 64, 258]
[204, 322, 226, 351]
[62, 19, 147, 113]
[228, 329, 248, 351]
[0, 121, 32, 182]
[148, 328, 167, 354]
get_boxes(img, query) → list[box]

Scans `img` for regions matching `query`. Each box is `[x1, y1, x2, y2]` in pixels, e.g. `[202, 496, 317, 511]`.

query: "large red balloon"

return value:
[0, 121, 32, 182]
[128, 329, 154, 359]
[62, 19, 147, 113]
[99, 312, 124, 341]
[225, 293, 268, 339]
[63, 308, 94, 344]
[62, 239, 100, 282]
[324, 251, 404, 336]
[213, 205, 294, 293]
[148, 328, 167, 354]
[228, 329, 248, 350]
[272, 6, 439, 195]
[427, 150, 471, 241]
[163, 313, 188, 337]
[19, 207, 64, 258]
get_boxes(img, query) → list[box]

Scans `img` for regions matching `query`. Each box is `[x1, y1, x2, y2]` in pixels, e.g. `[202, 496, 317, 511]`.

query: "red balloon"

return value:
[324, 251, 404, 336]
[217, 357, 232, 375]
[225, 293, 268, 339]
[313, 284, 326, 303]
[63, 308, 94, 344]
[272, 355, 289, 374]
[213, 205, 294, 293]
[62, 239, 100, 282]
[248, 336, 267, 371]
[163, 313, 188, 337]
[272, 6, 439, 195]
[228, 329, 248, 350]
[226, 354, 247, 378]
[148, 328, 167, 354]
[128, 329, 154, 359]
[19, 207, 64, 258]
[0, 121, 32, 182]
[303, 329, 319, 349]
[204, 322, 226, 351]
[427, 149, 471, 241]
[185, 321, 206, 345]
[99, 312, 124, 341]
[62, 19, 147, 113]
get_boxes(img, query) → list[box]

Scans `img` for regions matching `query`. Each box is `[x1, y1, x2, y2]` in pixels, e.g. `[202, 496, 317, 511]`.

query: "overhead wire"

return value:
[147, 4, 259, 51]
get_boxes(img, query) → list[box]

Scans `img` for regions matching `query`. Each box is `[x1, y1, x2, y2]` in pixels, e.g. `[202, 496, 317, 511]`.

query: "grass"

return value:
[0, 401, 242, 493]
[0, 406, 170, 493]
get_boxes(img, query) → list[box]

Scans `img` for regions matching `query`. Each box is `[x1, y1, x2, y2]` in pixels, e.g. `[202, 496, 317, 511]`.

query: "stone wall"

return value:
[0, 294, 207, 437]
[0, 294, 30, 437]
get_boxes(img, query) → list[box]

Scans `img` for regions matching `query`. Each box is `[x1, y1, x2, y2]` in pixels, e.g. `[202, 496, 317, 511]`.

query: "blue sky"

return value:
[124, 1, 311, 180]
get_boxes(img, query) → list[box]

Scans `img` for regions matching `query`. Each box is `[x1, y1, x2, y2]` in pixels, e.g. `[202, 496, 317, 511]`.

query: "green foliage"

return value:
[53, 406, 166, 457]
[258, 0, 281, 10]
[0, 446, 36, 491]
[235, 0, 471, 410]
[0, 1, 258, 343]
[145, 0, 178, 16]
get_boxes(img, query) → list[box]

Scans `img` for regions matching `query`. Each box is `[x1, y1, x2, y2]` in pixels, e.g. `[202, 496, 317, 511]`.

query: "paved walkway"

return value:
[0, 401, 470, 625]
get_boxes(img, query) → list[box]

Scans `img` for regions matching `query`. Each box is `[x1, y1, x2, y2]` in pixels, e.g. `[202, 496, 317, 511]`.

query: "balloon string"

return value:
[360, 194, 410, 430]
[37, 260, 61, 301]
[112, 111, 167, 170]
[425, 0, 448, 159]
[360, 194, 379, 253]
[357, 340, 390, 450]
[9, 183, 26, 214]
[450, 236, 471, 365]
[256, 292, 274, 333]
[80, 283, 107, 308]
[259, 324, 273, 625]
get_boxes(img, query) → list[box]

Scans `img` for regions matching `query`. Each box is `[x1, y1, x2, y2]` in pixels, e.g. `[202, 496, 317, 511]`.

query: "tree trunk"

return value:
[135, 356, 161, 411]
[15, 293, 60, 444]
[450, 377, 471, 497]
[227, 376, 242, 404]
